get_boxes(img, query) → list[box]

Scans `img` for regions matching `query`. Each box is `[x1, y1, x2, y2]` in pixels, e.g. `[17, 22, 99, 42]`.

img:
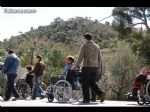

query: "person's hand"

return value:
[97, 68, 102, 80]
[3, 73, 7, 80]
[70, 67, 76, 71]
[59, 75, 66, 80]
[97, 68, 101, 75]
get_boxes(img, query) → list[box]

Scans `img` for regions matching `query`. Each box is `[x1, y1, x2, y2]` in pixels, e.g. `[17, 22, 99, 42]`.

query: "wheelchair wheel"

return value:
[145, 99, 150, 105]
[137, 89, 145, 105]
[16, 82, 30, 99]
[53, 80, 72, 102]
[137, 96, 145, 105]
[47, 93, 54, 102]
[146, 81, 150, 104]
[46, 85, 54, 102]
[72, 85, 82, 101]
[146, 81, 150, 98]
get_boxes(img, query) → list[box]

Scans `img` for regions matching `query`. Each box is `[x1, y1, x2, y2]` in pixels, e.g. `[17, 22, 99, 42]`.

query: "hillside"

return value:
[1, 17, 118, 55]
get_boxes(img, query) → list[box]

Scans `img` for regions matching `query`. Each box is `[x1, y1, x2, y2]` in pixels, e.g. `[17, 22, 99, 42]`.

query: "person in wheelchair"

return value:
[131, 65, 150, 99]
[60, 55, 80, 90]
[25, 66, 34, 93]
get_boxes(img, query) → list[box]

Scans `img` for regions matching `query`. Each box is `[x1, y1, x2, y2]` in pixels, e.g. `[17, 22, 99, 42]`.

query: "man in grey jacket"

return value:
[75, 33, 105, 103]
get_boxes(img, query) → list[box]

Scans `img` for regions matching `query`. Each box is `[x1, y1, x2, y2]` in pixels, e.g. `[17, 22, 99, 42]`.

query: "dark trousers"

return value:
[90, 76, 100, 100]
[5, 74, 19, 99]
[25, 75, 34, 91]
[81, 67, 103, 101]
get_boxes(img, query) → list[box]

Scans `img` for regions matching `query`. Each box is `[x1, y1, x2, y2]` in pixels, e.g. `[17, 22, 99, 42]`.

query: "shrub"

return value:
[44, 49, 66, 81]
[109, 41, 140, 100]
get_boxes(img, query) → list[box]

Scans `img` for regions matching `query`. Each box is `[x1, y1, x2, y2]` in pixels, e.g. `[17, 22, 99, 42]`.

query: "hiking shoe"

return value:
[12, 96, 20, 101]
[82, 100, 90, 104]
[12, 98, 18, 101]
[90, 99, 96, 102]
[3, 98, 9, 101]
[31, 96, 36, 100]
[125, 92, 132, 96]
[40, 95, 45, 99]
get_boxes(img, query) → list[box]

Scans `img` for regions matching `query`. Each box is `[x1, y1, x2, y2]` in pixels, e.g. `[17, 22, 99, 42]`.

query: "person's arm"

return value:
[98, 49, 102, 68]
[97, 49, 102, 77]
[75, 46, 84, 68]
[2, 57, 10, 74]
[60, 66, 68, 79]
[29, 63, 39, 74]
[62, 66, 68, 76]
[42, 63, 46, 72]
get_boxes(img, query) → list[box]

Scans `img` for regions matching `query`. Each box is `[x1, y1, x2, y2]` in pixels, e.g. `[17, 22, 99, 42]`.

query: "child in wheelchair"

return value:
[46, 56, 81, 102]
[60, 55, 80, 90]
[25, 66, 34, 93]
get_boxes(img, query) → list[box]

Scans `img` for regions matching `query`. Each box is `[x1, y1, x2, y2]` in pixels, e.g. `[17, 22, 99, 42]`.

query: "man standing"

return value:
[30, 55, 45, 100]
[2, 50, 20, 101]
[75, 33, 105, 103]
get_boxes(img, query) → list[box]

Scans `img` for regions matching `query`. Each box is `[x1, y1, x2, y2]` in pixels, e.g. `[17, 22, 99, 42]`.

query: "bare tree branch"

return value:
[110, 86, 119, 95]
[130, 14, 144, 21]
[141, 8, 150, 31]
[132, 22, 145, 26]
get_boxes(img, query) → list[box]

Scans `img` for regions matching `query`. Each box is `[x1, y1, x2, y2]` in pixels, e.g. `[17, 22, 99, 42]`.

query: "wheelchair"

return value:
[46, 68, 82, 103]
[136, 73, 150, 105]
[15, 79, 31, 99]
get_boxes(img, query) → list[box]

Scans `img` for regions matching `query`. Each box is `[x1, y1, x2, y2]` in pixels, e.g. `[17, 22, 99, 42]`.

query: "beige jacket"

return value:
[75, 40, 102, 68]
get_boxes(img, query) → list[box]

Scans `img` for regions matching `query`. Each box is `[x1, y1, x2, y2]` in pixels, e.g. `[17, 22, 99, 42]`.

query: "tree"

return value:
[112, 7, 150, 64]
[51, 17, 64, 29]
[19, 31, 23, 34]
[112, 7, 150, 32]
[109, 41, 140, 100]
[44, 49, 66, 81]
[105, 21, 110, 26]
[139, 33, 150, 65]
[112, 19, 132, 39]
[30, 27, 34, 31]
[20, 51, 36, 67]
[0, 49, 6, 59]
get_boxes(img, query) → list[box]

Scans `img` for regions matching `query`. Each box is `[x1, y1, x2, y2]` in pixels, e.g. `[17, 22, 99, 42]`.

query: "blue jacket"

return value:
[2, 53, 20, 75]
[60, 63, 74, 79]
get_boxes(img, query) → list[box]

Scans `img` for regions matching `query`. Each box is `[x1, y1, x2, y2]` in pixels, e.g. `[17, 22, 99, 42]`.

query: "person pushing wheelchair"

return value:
[74, 33, 105, 104]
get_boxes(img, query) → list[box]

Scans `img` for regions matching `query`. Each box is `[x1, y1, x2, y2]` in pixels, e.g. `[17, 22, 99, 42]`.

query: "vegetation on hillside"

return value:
[1, 17, 118, 52]
[0, 7, 150, 100]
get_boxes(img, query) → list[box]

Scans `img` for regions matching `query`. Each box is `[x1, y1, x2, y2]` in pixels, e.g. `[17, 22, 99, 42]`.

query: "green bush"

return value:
[44, 49, 66, 81]
[20, 52, 36, 67]
[109, 41, 141, 100]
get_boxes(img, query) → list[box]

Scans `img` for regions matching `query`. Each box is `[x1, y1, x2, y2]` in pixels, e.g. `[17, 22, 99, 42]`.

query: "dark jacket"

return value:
[31, 61, 45, 76]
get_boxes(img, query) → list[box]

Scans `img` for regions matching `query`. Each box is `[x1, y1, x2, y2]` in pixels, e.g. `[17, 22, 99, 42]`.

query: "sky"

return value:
[0, 7, 149, 42]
